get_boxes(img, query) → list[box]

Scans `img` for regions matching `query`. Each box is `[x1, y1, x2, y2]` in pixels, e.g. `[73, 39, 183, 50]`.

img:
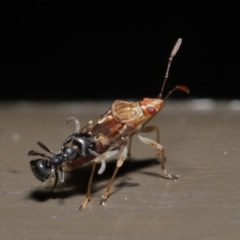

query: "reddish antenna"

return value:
[163, 85, 190, 101]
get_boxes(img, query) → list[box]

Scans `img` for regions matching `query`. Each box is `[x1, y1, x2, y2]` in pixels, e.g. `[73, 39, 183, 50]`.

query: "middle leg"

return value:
[79, 149, 119, 210]
[100, 143, 128, 205]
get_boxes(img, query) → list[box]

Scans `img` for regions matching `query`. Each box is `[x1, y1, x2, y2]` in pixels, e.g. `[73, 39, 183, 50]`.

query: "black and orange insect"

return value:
[28, 38, 189, 210]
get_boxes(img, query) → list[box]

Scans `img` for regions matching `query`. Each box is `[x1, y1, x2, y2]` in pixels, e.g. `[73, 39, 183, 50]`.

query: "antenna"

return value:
[158, 38, 182, 99]
[163, 85, 190, 101]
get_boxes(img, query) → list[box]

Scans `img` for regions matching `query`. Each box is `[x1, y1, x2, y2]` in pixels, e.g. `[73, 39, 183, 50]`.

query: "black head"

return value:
[27, 141, 61, 184]
[30, 159, 51, 182]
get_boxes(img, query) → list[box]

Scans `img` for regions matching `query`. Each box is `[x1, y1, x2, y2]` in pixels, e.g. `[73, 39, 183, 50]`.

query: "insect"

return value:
[27, 38, 189, 210]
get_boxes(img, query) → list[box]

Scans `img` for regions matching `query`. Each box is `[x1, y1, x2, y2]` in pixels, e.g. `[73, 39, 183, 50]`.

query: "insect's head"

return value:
[27, 142, 60, 182]
[140, 98, 164, 118]
[140, 39, 189, 119]
[29, 158, 52, 182]
[27, 141, 78, 182]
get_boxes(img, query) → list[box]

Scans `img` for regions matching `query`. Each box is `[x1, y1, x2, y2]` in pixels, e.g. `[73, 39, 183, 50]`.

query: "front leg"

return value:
[127, 126, 160, 158]
[137, 134, 178, 180]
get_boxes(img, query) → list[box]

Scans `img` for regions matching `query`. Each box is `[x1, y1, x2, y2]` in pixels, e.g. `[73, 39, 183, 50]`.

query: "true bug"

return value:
[28, 38, 189, 210]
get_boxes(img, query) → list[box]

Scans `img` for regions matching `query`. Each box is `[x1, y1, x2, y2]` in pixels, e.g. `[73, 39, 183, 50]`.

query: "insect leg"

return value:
[88, 149, 105, 175]
[79, 149, 119, 210]
[65, 117, 80, 134]
[137, 134, 178, 180]
[138, 126, 161, 156]
[79, 159, 97, 210]
[49, 166, 64, 194]
[59, 165, 64, 182]
[100, 143, 128, 205]
[50, 167, 59, 199]
[127, 126, 160, 158]
[127, 137, 133, 158]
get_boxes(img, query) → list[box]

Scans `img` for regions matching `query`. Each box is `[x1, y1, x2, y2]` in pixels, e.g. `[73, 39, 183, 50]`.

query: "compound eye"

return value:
[30, 159, 51, 182]
[63, 147, 78, 161]
[147, 105, 156, 115]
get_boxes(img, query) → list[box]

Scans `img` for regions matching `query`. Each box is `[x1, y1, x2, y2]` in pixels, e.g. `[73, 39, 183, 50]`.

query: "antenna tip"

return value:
[177, 38, 182, 45]
[178, 85, 190, 94]
[171, 39, 182, 57]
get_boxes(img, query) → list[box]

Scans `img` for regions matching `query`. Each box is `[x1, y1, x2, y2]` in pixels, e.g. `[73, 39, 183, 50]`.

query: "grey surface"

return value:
[0, 100, 240, 239]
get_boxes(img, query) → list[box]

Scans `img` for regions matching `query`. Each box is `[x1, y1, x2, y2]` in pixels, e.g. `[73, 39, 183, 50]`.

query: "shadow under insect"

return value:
[28, 157, 160, 202]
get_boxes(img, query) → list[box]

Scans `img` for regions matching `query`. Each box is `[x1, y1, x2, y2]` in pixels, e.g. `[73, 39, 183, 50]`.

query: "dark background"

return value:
[1, 1, 238, 101]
